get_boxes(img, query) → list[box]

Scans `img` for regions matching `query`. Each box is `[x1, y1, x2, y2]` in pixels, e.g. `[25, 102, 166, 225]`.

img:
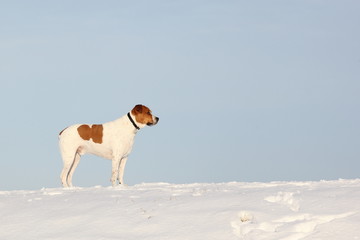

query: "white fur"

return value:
[59, 111, 157, 188]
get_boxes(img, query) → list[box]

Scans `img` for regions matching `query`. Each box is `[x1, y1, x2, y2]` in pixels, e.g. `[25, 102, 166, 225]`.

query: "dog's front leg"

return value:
[111, 157, 121, 186]
[118, 157, 128, 185]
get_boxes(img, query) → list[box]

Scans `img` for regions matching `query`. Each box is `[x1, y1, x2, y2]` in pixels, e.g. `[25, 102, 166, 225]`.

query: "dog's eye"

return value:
[147, 112, 151, 115]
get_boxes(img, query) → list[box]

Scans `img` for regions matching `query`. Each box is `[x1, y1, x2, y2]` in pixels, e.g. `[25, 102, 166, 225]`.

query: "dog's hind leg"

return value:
[60, 150, 78, 188]
[66, 152, 81, 187]
[60, 160, 71, 187]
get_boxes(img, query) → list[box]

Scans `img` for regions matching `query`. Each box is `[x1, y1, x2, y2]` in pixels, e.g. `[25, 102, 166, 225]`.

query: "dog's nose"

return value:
[155, 117, 159, 122]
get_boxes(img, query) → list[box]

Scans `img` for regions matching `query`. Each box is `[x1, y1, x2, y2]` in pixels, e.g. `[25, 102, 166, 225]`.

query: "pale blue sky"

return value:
[0, 1, 359, 190]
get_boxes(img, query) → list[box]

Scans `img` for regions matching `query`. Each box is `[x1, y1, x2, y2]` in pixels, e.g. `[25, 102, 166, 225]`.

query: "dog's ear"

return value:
[134, 104, 143, 113]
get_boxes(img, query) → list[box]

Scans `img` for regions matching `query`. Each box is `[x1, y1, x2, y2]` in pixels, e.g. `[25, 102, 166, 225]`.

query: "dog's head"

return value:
[131, 104, 159, 127]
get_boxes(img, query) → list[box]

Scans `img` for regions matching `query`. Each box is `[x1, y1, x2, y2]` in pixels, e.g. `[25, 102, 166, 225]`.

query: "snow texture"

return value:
[1, 179, 359, 240]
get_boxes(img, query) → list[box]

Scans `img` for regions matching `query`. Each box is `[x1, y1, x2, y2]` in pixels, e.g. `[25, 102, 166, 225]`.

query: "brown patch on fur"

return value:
[77, 124, 103, 144]
[91, 125, 103, 143]
[131, 104, 154, 125]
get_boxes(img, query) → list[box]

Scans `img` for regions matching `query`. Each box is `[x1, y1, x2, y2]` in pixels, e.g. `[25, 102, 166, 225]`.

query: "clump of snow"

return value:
[264, 191, 300, 212]
[1, 179, 359, 240]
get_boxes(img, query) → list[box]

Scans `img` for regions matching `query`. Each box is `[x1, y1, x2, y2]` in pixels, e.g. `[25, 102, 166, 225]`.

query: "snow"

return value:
[1, 179, 360, 240]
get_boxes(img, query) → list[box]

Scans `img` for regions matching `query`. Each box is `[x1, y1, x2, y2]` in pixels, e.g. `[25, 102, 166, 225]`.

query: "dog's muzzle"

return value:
[147, 117, 159, 126]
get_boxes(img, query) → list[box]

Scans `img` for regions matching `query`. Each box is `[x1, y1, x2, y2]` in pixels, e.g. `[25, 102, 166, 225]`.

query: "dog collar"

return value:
[127, 112, 140, 130]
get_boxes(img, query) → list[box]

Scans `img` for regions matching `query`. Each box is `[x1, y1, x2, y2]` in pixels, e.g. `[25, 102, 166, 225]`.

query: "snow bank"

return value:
[1, 179, 359, 240]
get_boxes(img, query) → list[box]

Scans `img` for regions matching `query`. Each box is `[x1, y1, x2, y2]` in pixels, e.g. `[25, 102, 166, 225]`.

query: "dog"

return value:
[59, 104, 159, 187]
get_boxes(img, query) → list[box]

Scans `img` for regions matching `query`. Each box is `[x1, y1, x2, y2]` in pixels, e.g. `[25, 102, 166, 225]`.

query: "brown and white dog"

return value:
[59, 104, 159, 187]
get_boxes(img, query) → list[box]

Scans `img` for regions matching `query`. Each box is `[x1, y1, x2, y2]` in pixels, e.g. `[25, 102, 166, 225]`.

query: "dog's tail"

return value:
[58, 127, 69, 139]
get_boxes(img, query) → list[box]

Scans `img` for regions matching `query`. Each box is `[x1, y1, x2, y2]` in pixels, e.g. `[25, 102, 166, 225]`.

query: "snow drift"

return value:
[1, 179, 359, 240]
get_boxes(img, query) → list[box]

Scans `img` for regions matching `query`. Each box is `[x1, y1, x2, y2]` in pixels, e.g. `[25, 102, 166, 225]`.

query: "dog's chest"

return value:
[102, 124, 136, 158]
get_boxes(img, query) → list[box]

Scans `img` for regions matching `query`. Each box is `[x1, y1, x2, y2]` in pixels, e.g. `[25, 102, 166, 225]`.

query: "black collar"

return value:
[127, 112, 140, 130]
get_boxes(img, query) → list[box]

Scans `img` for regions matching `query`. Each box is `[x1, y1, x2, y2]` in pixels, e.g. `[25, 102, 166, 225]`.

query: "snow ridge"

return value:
[0, 180, 359, 240]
